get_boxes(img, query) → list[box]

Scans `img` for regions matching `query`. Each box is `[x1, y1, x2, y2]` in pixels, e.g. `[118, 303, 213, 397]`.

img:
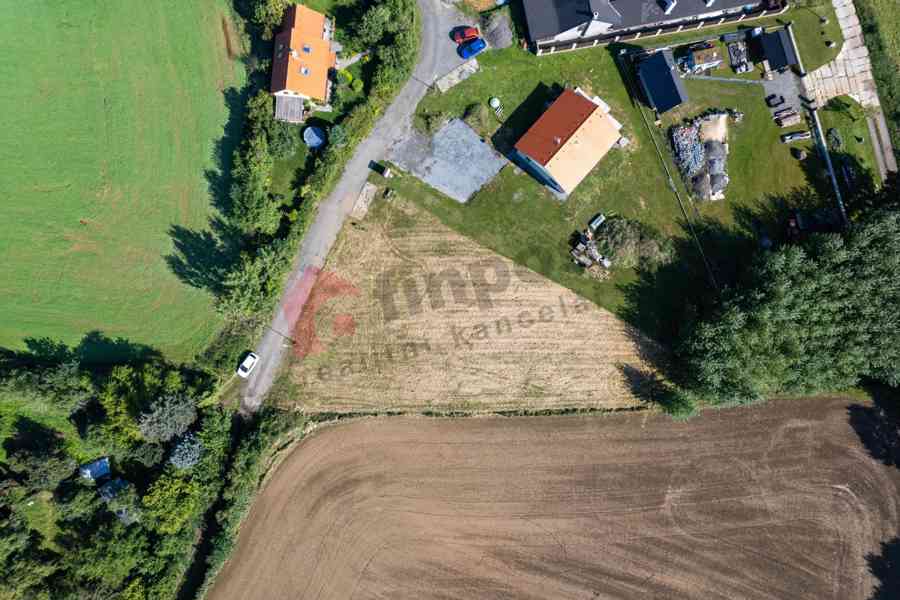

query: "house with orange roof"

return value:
[513, 88, 624, 196]
[271, 4, 337, 123]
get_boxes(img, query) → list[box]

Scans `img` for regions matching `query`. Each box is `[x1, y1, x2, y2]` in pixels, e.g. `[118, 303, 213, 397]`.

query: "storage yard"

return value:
[208, 396, 900, 600]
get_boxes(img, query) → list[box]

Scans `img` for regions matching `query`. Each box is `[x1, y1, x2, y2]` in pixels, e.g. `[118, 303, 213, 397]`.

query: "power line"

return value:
[616, 51, 721, 293]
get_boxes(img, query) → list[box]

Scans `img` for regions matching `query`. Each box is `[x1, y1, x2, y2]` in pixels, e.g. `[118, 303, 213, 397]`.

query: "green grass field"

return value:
[0, 1, 243, 361]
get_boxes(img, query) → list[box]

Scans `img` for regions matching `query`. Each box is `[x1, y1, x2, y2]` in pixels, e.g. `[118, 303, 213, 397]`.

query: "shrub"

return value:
[138, 394, 197, 443]
[337, 68, 353, 85]
[169, 433, 203, 471]
[462, 103, 490, 131]
[329, 124, 348, 148]
[598, 217, 673, 269]
[350, 78, 364, 93]
[129, 442, 164, 468]
[142, 472, 202, 535]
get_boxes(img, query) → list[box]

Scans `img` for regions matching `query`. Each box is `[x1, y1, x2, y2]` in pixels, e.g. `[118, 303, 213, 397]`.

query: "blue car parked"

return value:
[458, 37, 486, 59]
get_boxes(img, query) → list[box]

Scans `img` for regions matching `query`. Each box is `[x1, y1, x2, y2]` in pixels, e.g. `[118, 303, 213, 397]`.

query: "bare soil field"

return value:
[209, 397, 900, 600]
[282, 196, 662, 413]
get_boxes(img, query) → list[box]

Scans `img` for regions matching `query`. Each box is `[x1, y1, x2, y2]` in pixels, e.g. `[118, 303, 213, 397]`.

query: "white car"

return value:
[237, 352, 260, 378]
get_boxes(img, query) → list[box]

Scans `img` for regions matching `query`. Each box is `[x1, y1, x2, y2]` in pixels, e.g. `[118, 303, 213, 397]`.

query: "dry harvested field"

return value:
[209, 397, 900, 600]
[282, 196, 661, 413]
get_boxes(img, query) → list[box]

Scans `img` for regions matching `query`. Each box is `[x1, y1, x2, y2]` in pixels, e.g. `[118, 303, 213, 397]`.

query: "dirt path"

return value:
[208, 397, 900, 599]
[240, 0, 469, 412]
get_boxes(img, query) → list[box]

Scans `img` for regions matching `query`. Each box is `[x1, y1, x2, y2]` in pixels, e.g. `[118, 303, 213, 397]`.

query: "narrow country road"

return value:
[240, 0, 466, 412]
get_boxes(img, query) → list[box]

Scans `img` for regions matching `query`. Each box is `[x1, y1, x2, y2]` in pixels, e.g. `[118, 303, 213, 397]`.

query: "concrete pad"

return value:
[388, 119, 506, 204]
[435, 59, 480, 93]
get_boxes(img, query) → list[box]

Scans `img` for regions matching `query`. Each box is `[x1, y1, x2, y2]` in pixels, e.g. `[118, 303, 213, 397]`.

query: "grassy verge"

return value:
[855, 0, 900, 157]
[819, 95, 882, 184]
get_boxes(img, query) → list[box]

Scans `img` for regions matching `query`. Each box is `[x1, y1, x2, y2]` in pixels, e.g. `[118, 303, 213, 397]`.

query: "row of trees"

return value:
[213, 0, 419, 331]
[676, 175, 900, 408]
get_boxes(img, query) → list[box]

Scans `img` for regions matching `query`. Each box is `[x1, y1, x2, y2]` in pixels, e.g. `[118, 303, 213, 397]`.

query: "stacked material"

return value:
[670, 112, 733, 201]
[671, 123, 705, 177]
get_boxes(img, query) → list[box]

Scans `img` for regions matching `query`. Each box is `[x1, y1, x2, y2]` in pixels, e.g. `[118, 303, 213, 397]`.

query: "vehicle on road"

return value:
[453, 26, 479, 44]
[237, 352, 260, 378]
[781, 130, 812, 143]
[458, 37, 487, 59]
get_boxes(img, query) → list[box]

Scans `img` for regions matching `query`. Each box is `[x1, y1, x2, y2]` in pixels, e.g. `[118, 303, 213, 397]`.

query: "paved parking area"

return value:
[388, 118, 506, 203]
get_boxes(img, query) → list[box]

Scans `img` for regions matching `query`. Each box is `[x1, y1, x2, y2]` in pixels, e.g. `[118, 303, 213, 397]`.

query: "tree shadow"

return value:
[867, 537, 900, 599]
[0, 331, 161, 368]
[848, 384, 900, 469]
[3, 417, 66, 457]
[167, 84, 253, 296]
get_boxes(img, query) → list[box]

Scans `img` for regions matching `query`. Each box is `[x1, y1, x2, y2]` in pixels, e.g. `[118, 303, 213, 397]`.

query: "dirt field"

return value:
[209, 397, 900, 600]
[282, 196, 662, 413]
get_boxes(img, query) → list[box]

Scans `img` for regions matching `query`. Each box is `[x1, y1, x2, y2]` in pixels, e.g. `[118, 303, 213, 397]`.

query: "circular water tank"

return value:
[489, 97, 501, 109]
[303, 126, 326, 149]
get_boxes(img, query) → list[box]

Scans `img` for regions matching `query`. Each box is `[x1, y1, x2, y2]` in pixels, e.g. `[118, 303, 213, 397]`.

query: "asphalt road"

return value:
[241, 0, 467, 412]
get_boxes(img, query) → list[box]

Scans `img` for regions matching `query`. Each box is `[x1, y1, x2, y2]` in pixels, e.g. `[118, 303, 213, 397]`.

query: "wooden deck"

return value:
[274, 95, 305, 123]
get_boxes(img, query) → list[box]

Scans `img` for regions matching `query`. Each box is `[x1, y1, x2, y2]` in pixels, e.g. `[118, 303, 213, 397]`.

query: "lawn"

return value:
[819, 95, 883, 185]
[855, 0, 900, 153]
[410, 45, 827, 340]
[0, 1, 243, 361]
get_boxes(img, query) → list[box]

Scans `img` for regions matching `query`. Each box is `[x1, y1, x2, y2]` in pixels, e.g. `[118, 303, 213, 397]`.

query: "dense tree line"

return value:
[678, 176, 900, 406]
[0, 359, 233, 599]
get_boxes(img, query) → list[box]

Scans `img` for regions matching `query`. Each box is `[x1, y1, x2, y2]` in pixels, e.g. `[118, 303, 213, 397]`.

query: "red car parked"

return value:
[453, 26, 479, 44]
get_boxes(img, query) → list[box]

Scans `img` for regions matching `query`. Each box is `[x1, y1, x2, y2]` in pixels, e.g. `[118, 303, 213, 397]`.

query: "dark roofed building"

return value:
[79, 457, 110, 482]
[637, 50, 688, 114]
[99, 478, 129, 502]
[757, 28, 799, 71]
[522, 0, 767, 47]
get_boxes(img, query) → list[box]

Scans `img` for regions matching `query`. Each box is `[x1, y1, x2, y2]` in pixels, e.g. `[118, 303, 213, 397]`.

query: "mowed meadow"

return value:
[0, 0, 243, 361]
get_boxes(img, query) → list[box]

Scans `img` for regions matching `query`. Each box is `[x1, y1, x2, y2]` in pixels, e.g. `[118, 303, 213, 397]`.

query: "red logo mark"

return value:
[283, 266, 360, 360]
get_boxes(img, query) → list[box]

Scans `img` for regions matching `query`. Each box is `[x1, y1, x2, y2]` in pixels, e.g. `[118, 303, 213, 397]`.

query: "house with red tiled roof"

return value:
[271, 4, 337, 123]
[513, 88, 624, 195]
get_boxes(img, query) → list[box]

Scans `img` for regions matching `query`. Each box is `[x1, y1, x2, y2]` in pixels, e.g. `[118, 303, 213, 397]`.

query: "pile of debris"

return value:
[670, 111, 739, 202]
[571, 214, 613, 280]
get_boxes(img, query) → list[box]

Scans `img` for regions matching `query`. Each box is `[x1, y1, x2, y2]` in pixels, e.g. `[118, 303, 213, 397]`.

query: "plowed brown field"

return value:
[283, 197, 662, 413]
[208, 397, 900, 600]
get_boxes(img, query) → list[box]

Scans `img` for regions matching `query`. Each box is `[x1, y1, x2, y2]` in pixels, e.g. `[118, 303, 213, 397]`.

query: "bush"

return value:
[169, 433, 203, 471]
[138, 394, 197, 443]
[329, 124, 348, 148]
[142, 472, 202, 535]
[350, 78, 364, 93]
[598, 217, 673, 269]
[462, 103, 490, 131]
[337, 68, 353, 85]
